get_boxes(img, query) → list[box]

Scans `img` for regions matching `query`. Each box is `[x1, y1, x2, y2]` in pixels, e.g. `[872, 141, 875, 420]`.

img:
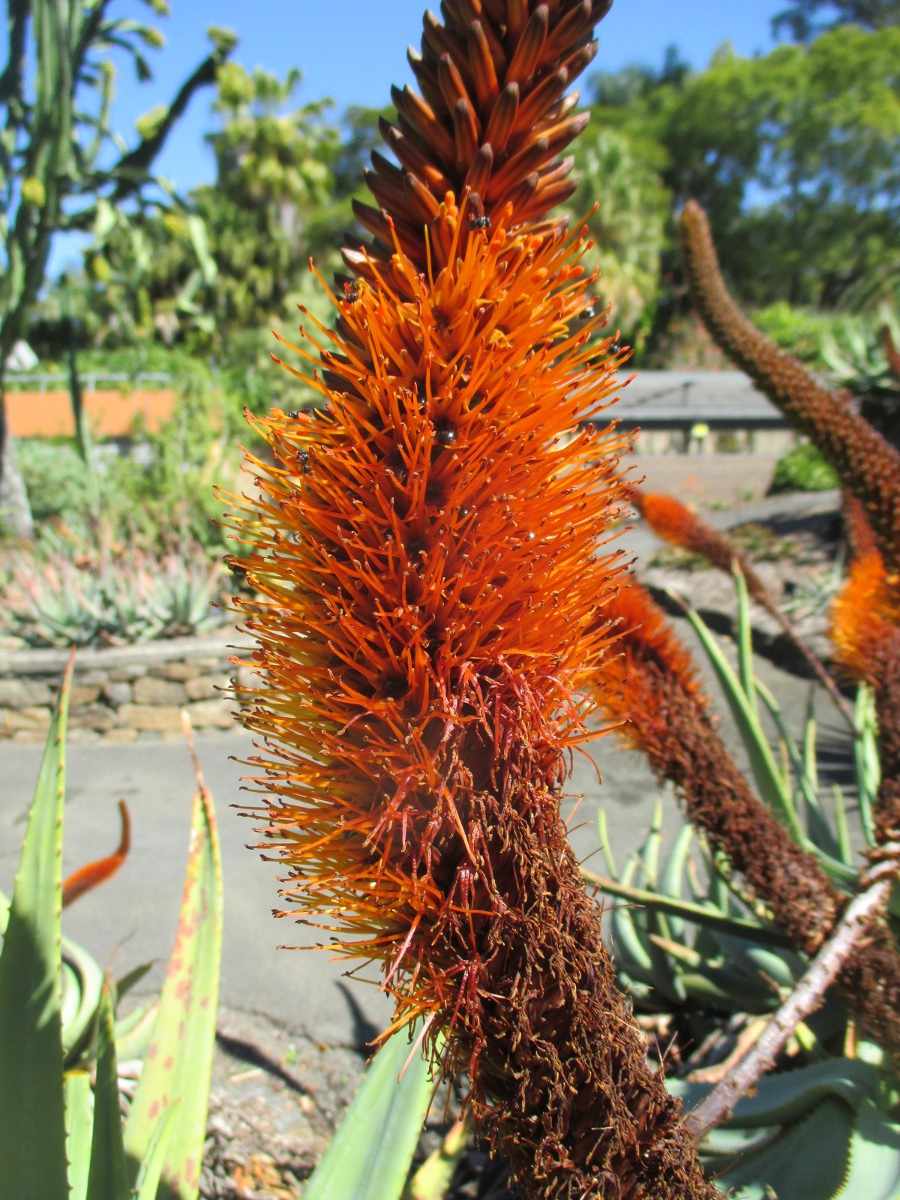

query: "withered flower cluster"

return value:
[227, 2, 718, 1197]
[678, 200, 900, 578]
[593, 580, 900, 1052]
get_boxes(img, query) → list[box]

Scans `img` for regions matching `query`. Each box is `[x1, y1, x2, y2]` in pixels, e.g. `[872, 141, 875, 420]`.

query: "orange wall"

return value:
[6, 390, 176, 438]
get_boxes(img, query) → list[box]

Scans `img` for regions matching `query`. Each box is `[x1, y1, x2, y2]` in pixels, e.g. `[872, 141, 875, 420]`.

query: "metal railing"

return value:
[5, 372, 173, 392]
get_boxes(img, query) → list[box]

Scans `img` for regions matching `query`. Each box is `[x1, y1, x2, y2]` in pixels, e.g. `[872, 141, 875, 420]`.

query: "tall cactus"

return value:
[0, 1, 235, 536]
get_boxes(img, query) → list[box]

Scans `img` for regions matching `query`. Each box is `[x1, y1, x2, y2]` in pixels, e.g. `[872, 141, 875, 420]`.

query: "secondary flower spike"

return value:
[630, 486, 852, 721]
[230, 206, 716, 1198]
[593, 578, 900, 1053]
[678, 199, 900, 577]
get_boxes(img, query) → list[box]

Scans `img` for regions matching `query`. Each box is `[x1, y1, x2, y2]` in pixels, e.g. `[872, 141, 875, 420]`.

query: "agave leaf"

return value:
[597, 808, 620, 882]
[401, 1114, 469, 1200]
[66, 1070, 94, 1200]
[62, 935, 105, 1062]
[123, 787, 222, 1200]
[609, 859, 656, 976]
[733, 568, 756, 711]
[114, 961, 155, 1003]
[131, 1103, 181, 1200]
[720, 1095, 853, 1199]
[584, 872, 790, 948]
[86, 984, 129, 1200]
[302, 1026, 435, 1200]
[681, 600, 802, 841]
[114, 996, 159, 1063]
[672, 1057, 881, 1130]
[831, 785, 853, 867]
[657, 823, 694, 943]
[840, 1099, 900, 1200]
[0, 658, 73, 1195]
[854, 684, 879, 846]
[754, 679, 840, 861]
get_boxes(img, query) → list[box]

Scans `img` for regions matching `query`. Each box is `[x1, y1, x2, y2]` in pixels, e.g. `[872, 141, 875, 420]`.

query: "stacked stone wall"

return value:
[0, 633, 255, 742]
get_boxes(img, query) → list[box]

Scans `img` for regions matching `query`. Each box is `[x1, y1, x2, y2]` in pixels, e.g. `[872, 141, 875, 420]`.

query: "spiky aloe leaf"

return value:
[0, 656, 73, 1196]
[65, 1070, 94, 1200]
[301, 1027, 435, 1200]
[86, 984, 129, 1200]
[718, 1096, 854, 1200]
[123, 787, 222, 1200]
[681, 599, 801, 840]
[131, 1104, 181, 1200]
[61, 935, 105, 1063]
[840, 1099, 900, 1200]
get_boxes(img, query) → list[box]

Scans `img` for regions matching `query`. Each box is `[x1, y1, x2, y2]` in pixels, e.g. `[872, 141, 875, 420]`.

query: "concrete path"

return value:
[0, 633, 852, 1049]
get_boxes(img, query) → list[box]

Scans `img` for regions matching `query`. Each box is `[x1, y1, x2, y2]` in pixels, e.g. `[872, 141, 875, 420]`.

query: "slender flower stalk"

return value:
[592, 578, 900, 1052]
[678, 200, 900, 577]
[629, 486, 852, 721]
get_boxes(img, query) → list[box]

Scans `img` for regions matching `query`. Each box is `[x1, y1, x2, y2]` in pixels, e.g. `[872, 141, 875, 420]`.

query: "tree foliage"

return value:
[588, 26, 900, 314]
[772, 0, 900, 40]
[0, 0, 235, 536]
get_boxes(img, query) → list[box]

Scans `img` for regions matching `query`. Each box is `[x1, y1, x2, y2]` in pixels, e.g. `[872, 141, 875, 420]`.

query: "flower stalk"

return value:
[593, 579, 900, 1053]
[678, 199, 900, 578]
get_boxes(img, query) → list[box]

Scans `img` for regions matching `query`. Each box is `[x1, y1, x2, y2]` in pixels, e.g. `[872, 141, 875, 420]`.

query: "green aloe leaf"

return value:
[840, 1100, 900, 1200]
[62, 935, 105, 1063]
[721, 1095, 854, 1199]
[86, 984, 129, 1200]
[682, 599, 801, 839]
[65, 1070, 94, 1200]
[0, 658, 73, 1196]
[131, 1104, 181, 1200]
[302, 1026, 435, 1200]
[123, 787, 222, 1200]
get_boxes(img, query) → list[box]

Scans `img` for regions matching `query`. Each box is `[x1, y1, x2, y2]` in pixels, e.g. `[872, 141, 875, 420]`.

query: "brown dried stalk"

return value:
[678, 200, 900, 577]
[594, 580, 900, 1054]
[686, 851, 900, 1142]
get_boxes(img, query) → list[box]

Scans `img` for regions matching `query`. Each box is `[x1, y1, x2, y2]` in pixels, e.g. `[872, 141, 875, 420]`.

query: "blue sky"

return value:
[104, 0, 789, 191]
[50, 0, 788, 273]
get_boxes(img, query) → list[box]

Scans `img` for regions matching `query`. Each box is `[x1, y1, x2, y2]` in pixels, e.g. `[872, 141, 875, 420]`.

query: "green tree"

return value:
[589, 27, 900, 315]
[0, 0, 235, 537]
[564, 129, 670, 349]
[772, 0, 900, 40]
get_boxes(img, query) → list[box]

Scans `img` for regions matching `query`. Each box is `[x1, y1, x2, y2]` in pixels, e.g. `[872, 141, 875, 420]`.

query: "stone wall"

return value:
[0, 632, 256, 743]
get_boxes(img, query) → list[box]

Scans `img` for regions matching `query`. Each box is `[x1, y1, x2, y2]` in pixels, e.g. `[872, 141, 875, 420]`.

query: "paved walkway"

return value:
[0, 640, 850, 1048]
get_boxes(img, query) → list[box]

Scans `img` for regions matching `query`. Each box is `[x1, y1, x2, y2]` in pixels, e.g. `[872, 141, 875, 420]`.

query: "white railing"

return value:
[5, 372, 173, 392]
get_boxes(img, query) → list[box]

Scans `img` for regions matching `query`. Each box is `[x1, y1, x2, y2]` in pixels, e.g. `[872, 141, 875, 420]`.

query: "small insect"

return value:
[343, 280, 360, 303]
[580, 302, 598, 321]
[299, 448, 313, 475]
[469, 214, 491, 231]
[433, 417, 457, 447]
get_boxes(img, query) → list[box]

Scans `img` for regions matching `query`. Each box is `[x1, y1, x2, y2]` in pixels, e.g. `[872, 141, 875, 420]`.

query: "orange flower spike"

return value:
[832, 551, 900, 687]
[631, 484, 855, 722]
[230, 205, 723, 1198]
[62, 800, 131, 909]
[632, 487, 769, 605]
[831, 544, 900, 845]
